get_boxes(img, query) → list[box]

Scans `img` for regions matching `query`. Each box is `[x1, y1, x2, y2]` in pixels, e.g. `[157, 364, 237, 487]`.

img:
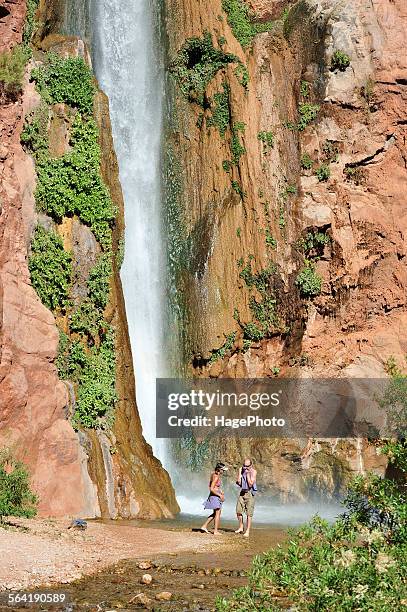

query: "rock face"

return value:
[165, 0, 406, 495]
[0, 0, 178, 518]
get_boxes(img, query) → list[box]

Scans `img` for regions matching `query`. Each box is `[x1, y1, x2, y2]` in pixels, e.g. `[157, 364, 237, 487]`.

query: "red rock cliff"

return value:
[164, 0, 406, 496]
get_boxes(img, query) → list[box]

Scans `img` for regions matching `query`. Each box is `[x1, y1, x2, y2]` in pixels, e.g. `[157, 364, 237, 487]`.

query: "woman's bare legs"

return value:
[213, 509, 221, 535]
[201, 512, 215, 532]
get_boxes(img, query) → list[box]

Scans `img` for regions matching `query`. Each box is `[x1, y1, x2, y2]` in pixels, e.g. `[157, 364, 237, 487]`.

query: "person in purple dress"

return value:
[200, 462, 228, 535]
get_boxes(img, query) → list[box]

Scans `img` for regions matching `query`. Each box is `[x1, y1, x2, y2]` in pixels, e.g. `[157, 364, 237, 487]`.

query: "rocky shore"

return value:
[0, 517, 289, 609]
[0, 518, 234, 591]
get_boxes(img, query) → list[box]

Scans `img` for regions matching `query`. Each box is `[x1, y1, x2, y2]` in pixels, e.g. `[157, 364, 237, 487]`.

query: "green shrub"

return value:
[296, 262, 322, 297]
[238, 259, 283, 340]
[331, 50, 351, 72]
[258, 130, 274, 150]
[222, 159, 232, 173]
[116, 236, 125, 269]
[234, 63, 249, 89]
[344, 165, 365, 185]
[298, 230, 330, 257]
[20, 104, 49, 162]
[28, 226, 72, 311]
[222, 0, 275, 49]
[300, 152, 313, 169]
[209, 332, 236, 363]
[315, 163, 331, 182]
[0, 449, 38, 521]
[56, 331, 87, 381]
[169, 33, 237, 105]
[297, 103, 320, 131]
[231, 122, 245, 164]
[322, 140, 339, 162]
[23, 0, 39, 46]
[265, 228, 276, 248]
[73, 328, 117, 429]
[207, 84, 230, 137]
[222, 0, 255, 48]
[242, 321, 264, 341]
[87, 253, 112, 310]
[380, 359, 407, 438]
[34, 114, 116, 249]
[69, 298, 104, 340]
[300, 79, 310, 98]
[31, 53, 95, 114]
[0, 45, 28, 98]
[231, 180, 245, 198]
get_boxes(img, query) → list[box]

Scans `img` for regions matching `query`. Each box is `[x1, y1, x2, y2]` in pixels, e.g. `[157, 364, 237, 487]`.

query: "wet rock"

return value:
[155, 591, 172, 601]
[137, 561, 152, 570]
[140, 573, 153, 585]
[128, 593, 153, 606]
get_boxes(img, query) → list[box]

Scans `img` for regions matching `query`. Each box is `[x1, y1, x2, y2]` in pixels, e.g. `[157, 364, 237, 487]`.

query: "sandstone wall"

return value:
[165, 0, 406, 496]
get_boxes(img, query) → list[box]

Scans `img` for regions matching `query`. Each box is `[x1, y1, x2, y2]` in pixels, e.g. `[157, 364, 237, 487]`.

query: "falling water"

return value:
[64, 0, 168, 464]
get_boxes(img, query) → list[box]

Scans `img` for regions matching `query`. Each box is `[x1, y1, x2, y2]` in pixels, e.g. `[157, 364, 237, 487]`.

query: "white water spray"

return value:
[66, 0, 168, 464]
[92, 0, 167, 463]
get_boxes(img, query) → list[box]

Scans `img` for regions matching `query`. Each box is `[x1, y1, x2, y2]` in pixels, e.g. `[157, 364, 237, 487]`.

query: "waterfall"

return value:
[64, 0, 168, 465]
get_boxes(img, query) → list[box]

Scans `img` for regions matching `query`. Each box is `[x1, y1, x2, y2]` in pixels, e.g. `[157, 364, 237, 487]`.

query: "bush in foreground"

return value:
[217, 369, 407, 610]
[0, 449, 38, 523]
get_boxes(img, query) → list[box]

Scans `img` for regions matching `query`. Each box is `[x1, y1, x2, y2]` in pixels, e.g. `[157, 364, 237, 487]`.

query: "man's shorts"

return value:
[236, 491, 255, 517]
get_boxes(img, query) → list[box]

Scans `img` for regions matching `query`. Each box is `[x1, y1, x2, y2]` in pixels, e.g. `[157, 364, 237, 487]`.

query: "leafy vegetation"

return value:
[234, 63, 249, 89]
[230, 122, 246, 165]
[25, 51, 119, 430]
[315, 163, 331, 182]
[257, 130, 274, 151]
[69, 299, 104, 340]
[297, 103, 320, 131]
[295, 262, 322, 297]
[231, 180, 246, 199]
[87, 253, 112, 311]
[300, 79, 310, 98]
[344, 165, 366, 185]
[0, 449, 38, 522]
[56, 331, 88, 381]
[331, 50, 351, 72]
[0, 45, 29, 99]
[265, 228, 276, 249]
[222, 0, 276, 49]
[28, 226, 72, 311]
[31, 53, 95, 114]
[72, 328, 117, 429]
[297, 230, 330, 259]
[322, 140, 339, 162]
[23, 0, 39, 46]
[207, 84, 230, 137]
[21, 104, 49, 161]
[209, 332, 237, 364]
[300, 152, 313, 169]
[33, 113, 116, 249]
[237, 258, 284, 341]
[169, 33, 237, 105]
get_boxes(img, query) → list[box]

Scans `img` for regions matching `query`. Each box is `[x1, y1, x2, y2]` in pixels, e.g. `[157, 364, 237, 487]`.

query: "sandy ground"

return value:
[0, 518, 232, 590]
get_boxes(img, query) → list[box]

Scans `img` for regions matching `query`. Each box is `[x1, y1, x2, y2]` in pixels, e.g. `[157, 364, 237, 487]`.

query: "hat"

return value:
[215, 462, 228, 471]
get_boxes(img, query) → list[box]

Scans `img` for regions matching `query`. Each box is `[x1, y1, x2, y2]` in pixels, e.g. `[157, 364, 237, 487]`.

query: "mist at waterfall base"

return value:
[173, 468, 342, 525]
